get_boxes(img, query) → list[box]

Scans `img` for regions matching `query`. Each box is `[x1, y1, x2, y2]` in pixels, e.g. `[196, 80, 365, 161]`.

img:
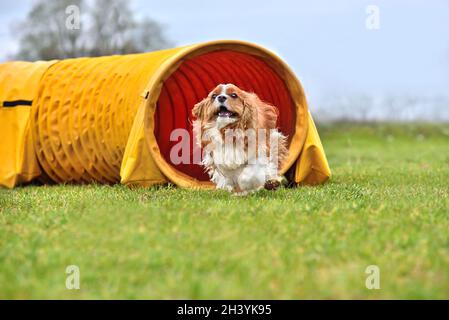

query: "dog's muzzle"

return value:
[217, 106, 236, 118]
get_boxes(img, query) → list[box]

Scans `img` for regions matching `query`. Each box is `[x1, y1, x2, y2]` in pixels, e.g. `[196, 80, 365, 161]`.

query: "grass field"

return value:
[1, 123, 448, 299]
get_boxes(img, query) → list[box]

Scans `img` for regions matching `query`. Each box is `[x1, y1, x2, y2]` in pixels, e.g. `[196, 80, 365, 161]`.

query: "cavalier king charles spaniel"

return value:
[192, 84, 288, 195]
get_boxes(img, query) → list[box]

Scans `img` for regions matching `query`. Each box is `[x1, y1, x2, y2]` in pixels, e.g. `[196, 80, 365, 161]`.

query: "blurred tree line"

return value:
[12, 0, 172, 61]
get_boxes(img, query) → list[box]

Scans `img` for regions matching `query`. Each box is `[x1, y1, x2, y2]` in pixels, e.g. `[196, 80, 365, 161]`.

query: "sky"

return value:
[1, 0, 448, 112]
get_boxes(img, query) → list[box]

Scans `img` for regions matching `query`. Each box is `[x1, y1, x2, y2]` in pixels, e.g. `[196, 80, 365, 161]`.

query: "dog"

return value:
[192, 84, 288, 195]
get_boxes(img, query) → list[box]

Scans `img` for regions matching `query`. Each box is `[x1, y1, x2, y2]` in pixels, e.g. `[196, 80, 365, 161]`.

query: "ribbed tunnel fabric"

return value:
[154, 50, 296, 181]
[32, 54, 158, 184]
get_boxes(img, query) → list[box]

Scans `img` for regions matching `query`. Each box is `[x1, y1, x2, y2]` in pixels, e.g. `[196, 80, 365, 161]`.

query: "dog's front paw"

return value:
[264, 179, 281, 191]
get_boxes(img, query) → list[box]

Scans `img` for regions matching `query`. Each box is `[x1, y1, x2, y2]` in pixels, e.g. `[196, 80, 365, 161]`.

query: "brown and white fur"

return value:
[192, 84, 288, 195]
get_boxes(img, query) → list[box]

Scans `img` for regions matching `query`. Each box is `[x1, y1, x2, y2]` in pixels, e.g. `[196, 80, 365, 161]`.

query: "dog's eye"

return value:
[230, 93, 238, 99]
[211, 94, 217, 99]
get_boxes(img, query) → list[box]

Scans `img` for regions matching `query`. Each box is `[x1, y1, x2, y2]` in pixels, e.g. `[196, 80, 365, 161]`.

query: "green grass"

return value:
[1, 123, 449, 299]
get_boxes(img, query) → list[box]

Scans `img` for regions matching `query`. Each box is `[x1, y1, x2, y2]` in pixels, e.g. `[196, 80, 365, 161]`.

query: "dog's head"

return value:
[192, 84, 278, 130]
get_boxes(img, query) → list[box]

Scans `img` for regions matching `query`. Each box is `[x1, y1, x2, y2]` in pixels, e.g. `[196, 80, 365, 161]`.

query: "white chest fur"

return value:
[201, 125, 281, 193]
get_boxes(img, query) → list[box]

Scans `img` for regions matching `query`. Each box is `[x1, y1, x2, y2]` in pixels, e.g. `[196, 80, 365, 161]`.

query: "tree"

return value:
[12, 0, 171, 61]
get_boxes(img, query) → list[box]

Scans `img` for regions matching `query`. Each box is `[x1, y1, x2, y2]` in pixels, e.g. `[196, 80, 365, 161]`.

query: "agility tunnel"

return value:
[0, 40, 331, 189]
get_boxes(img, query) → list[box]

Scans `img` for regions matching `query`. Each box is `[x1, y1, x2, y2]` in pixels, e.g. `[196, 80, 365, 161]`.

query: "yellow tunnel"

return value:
[0, 40, 331, 189]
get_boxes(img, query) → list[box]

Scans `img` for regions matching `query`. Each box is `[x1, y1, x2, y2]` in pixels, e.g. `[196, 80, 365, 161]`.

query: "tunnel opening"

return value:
[154, 50, 297, 182]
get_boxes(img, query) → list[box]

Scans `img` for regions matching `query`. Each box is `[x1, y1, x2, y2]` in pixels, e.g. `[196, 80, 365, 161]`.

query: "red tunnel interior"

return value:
[154, 50, 296, 181]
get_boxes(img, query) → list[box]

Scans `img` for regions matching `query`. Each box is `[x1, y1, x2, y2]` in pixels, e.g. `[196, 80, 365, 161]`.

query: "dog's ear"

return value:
[260, 100, 279, 129]
[240, 92, 258, 129]
[242, 92, 278, 129]
[192, 97, 209, 119]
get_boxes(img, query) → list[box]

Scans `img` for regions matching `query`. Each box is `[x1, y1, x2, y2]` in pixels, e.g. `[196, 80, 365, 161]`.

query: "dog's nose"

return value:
[217, 95, 227, 103]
